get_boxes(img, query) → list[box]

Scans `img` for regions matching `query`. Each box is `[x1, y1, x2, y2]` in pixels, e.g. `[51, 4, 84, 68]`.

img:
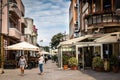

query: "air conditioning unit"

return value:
[74, 3, 78, 8]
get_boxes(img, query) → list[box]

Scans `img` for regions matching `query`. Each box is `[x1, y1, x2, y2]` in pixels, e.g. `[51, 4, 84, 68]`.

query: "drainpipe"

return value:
[77, 0, 80, 34]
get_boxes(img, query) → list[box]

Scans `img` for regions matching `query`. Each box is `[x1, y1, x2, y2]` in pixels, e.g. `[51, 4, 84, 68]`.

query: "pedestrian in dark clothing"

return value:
[44, 56, 48, 63]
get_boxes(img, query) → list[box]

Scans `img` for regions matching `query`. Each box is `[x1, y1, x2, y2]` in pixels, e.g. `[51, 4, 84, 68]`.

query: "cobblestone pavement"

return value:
[0, 60, 120, 80]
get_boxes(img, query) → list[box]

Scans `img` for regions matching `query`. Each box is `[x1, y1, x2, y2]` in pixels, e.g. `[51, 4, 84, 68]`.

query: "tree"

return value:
[43, 46, 49, 52]
[50, 33, 64, 49]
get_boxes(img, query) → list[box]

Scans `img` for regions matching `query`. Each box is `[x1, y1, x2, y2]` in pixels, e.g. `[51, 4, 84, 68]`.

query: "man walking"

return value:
[38, 54, 44, 75]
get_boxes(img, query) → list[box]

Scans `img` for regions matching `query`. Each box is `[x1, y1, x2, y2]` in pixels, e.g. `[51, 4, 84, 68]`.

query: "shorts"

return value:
[20, 65, 25, 69]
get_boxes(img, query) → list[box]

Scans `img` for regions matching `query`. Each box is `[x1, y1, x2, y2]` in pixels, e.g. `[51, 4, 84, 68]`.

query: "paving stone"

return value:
[0, 60, 120, 80]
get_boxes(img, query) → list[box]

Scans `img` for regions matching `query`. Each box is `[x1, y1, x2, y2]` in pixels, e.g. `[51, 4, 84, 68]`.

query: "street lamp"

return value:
[39, 40, 43, 50]
[0, 0, 6, 74]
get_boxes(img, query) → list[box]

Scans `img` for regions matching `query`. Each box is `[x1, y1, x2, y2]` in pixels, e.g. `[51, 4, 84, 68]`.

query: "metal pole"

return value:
[82, 47, 84, 70]
[60, 47, 63, 69]
[0, 0, 4, 74]
[76, 45, 78, 63]
[1, 35, 4, 74]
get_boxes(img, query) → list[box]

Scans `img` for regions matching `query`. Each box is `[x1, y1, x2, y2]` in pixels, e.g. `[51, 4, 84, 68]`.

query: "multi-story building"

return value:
[83, 0, 120, 34]
[1, 0, 27, 60]
[24, 18, 38, 45]
[32, 25, 38, 45]
[25, 17, 34, 44]
[2, 0, 27, 43]
[69, 0, 78, 39]
[75, 0, 120, 68]
[58, 0, 120, 69]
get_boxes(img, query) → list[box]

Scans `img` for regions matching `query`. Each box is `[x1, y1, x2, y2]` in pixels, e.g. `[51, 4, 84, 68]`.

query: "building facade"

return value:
[25, 17, 34, 44]
[58, 0, 120, 69]
[76, 0, 120, 68]
[69, 0, 78, 39]
[83, 0, 120, 34]
[32, 25, 38, 45]
[0, 0, 38, 69]
[0, 0, 27, 60]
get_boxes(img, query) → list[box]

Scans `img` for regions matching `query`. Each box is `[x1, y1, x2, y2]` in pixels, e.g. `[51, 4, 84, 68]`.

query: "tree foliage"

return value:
[43, 46, 50, 52]
[50, 33, 64, 49]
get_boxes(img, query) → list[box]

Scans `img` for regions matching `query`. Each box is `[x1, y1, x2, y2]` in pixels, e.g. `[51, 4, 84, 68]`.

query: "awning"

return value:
[5, 41, 40, 51]
[94, 32, 120, 43]
[58, 35, 93, 47]
[75, 42, 102, 47]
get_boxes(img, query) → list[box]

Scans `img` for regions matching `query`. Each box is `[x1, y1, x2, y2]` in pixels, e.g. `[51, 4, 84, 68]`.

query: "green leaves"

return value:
[51, 33, 64, 49]
[68, 57, 78, 66]
[92, 57, 104, 68]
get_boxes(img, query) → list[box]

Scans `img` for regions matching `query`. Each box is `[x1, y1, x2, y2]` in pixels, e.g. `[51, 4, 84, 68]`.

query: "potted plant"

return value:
[62, 55, 69, 70]
[92, 56, 104, 72]
[110, 56, 119, 73]
[68, 57, 78, 70]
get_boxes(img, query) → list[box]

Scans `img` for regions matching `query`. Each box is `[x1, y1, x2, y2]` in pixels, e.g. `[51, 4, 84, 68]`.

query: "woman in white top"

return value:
[19, 56, 27, 75]
[38, 55, 44, 75]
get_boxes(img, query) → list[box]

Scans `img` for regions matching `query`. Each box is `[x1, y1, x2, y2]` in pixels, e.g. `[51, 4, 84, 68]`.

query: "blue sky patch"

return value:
[22, 0, 70, 46]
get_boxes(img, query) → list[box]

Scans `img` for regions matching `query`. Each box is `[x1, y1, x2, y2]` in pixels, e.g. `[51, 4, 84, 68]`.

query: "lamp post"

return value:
[0, 0, 10, 74]
[39, 40, 43, 51]
[0, 0, 4, 74]
[0, 0, 18, 74]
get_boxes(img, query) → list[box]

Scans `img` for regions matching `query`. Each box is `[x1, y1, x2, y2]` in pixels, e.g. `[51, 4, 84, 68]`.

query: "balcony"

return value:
[85, 12, 120, 29]
[9, 28, 21, 39]
[9, 2, 21, 19]
[20, 17, 27, 27]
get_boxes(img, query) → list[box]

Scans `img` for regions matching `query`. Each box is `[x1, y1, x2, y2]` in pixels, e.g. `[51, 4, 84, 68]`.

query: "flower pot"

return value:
[63, 65, 68, 70]
[71, 66, 77, 70]
[112, 66, 119, 73]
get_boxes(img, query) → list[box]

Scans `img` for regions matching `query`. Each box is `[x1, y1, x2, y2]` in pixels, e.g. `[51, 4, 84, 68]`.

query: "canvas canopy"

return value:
[58, 35, 93, 47]
[94, 32, 120, 43]
[5, 41, 39, 51]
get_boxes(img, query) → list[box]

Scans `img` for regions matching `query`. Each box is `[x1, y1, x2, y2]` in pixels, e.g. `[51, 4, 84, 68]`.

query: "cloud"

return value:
[22, 0, 70, 46]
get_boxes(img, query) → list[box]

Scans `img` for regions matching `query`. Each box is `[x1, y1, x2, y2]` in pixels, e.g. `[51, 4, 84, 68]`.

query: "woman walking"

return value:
[18, 56, 27, 76]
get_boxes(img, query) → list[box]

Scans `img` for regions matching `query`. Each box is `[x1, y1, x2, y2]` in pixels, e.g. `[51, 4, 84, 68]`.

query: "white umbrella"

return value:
[5, 41, 39, 51]
[39, 50, 50, 55]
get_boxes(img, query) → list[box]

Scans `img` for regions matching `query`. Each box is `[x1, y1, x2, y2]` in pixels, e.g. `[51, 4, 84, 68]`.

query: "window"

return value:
[96, 15, 101, 23]
[88, 17, 92, 25]
[103, 0, 111, 12]
[93, 16, 96, 24]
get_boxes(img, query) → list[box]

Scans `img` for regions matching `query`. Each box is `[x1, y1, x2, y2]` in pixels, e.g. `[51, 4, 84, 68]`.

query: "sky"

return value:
[22, 0, 70, 46]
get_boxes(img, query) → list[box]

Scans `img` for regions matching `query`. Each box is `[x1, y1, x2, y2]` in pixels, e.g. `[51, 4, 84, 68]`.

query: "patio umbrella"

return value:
[39, 50, 50, 55]
[5, 41, 39, 51]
